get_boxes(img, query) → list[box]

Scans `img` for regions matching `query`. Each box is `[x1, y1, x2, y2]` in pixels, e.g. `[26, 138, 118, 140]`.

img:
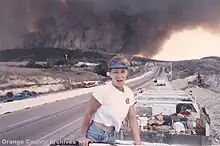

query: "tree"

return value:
[94, 60, 108, 76]
[26, 60, 36, 68]
[54, 59, 67, 66]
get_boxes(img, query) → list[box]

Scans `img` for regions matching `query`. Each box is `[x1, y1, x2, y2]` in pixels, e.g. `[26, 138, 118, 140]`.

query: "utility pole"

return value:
[0, 28, 2, 60]
[65, 54, 68, 61]
[170, 62, 172, 80]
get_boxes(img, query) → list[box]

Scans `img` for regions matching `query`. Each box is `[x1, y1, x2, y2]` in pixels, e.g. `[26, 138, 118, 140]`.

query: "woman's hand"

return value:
[133, 141, 142, 145]
[78, 137, 92, 146]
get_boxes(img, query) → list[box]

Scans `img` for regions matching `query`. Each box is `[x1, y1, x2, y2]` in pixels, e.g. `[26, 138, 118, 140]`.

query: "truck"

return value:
[129, 89, 212, 146]
[49, 89, 212, 146]
[154, 78, 166, 86]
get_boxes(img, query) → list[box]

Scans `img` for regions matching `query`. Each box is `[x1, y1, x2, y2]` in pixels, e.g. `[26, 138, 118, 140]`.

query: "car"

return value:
[82, 81, 98, 88]
[3, 91, 37, 102]
[155, 78, 166, 86]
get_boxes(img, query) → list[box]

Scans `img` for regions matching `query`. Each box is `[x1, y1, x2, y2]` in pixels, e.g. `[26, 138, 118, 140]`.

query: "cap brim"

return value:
[108, 62, 129, 69]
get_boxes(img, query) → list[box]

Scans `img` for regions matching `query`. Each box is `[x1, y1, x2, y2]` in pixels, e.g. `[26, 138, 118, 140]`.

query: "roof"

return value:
[74, 62, 99, 67]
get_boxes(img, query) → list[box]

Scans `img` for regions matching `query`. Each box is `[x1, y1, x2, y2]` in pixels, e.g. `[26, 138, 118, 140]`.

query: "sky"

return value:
[1, 0, 220, 61]
[152, 27, 220, 61]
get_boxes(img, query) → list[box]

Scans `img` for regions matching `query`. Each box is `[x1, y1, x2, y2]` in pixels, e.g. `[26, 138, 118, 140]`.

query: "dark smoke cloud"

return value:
[1, 0, 220, 58]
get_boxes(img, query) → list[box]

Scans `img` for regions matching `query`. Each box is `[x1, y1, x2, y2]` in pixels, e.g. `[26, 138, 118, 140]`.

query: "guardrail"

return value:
[0, 69, 154, 115]
[0, 87, 96, 115]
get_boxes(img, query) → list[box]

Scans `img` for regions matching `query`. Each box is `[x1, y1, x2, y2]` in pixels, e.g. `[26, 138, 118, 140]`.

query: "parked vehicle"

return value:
[132, 89, 212, 145]
[3, 91, 37, 102]
[82, 81, 98, 88]
[49, 89, 213, 146]
[156, 78, 166, 86]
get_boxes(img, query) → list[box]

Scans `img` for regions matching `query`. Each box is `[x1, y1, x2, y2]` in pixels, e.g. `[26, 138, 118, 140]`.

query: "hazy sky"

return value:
[152, 27, 220, 61]
[1, 0, 220, 61]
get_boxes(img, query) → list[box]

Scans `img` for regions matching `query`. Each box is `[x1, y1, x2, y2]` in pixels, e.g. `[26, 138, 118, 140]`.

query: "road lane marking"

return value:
[0, 100, 88, 132]
[26, 116, 83, 146]
[7, 116, 39, 128]
[45, 128, 81, 146]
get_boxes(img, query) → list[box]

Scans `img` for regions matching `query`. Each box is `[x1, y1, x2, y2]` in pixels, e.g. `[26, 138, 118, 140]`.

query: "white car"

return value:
[154, 78, 166, 86]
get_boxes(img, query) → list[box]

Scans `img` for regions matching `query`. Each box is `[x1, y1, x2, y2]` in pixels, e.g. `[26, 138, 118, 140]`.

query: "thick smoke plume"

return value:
[0, 0, 220, 58]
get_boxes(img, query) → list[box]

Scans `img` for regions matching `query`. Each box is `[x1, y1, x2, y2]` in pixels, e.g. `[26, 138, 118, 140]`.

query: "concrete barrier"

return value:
[0, 87, 96, 115]
[126, 70, 153, 84]
[0, 70, 153, 115]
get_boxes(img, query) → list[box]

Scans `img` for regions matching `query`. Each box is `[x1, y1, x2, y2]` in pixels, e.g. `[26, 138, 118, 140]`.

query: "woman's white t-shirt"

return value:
[91, 82, 136, 132]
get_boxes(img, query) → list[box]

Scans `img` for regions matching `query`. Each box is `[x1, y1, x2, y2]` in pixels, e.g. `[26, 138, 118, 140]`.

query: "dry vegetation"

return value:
[0, 60, 148, 98]
[165, 57, 220, 93]
[0, 63, 103, 97]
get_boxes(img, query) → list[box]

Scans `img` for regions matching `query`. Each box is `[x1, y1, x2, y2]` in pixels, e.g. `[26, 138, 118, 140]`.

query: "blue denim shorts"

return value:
[86, 122, 116, 144]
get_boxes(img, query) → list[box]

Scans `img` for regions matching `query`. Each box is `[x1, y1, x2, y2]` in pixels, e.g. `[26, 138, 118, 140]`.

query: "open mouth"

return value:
[117, 80, 123, 83]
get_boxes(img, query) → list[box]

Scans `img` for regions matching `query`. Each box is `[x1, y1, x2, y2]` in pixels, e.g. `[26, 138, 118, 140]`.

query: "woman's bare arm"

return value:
[127, 105, 141, 144]
[81, 95, 101, 137]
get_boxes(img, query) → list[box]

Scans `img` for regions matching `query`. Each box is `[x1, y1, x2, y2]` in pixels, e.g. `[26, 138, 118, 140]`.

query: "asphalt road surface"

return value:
[0, 66, 162, 146]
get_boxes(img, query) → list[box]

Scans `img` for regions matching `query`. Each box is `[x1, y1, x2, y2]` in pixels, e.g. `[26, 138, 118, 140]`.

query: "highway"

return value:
[0, 66, 162, 146]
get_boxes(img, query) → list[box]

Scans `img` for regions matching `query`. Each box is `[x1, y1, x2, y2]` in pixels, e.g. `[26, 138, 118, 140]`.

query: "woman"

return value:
[79, 55, 141, 145]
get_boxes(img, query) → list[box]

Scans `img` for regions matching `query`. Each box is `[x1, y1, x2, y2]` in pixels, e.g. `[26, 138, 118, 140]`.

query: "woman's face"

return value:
[109, 68, 128, 88]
